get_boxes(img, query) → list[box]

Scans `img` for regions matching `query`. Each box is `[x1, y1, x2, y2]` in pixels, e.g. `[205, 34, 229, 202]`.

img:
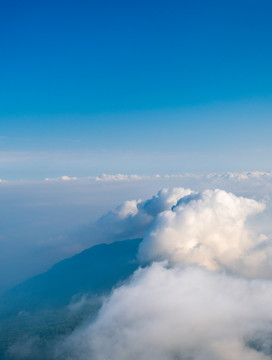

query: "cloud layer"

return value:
[53, 187, 272, 360]
[58, 263, 272, 360]
[41, 171, 272, 184]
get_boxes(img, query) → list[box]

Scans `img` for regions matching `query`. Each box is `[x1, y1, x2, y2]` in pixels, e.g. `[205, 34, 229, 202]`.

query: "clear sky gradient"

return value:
[0, 0, 272, 179]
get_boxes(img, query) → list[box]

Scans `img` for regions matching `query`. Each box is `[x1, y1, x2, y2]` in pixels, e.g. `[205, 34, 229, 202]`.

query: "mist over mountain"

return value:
[2, 187, 272, 359]
[0, 238, 142, 315]
[1, 172, 271, 295]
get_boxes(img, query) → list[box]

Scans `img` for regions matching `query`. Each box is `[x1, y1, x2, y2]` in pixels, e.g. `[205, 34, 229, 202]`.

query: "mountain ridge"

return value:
[0, 238, 142, 316]
[0, 238, 142, 359]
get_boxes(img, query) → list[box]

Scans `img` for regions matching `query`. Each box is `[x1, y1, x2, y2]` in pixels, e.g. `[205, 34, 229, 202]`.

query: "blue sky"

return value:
[1, 0, 272, 293]
[0, 0, 272, 179]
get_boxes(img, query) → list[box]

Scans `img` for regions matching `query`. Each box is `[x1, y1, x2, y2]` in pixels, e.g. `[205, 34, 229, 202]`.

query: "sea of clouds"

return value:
[52, 187, 272, 360]
[2, 171, 272, 293]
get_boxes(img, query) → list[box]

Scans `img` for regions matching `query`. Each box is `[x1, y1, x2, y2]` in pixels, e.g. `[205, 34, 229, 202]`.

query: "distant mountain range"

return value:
[0, 238, 142, 360]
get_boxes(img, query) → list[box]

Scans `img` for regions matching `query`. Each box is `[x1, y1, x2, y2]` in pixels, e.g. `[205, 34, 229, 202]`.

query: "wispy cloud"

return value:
[95, 173, 152, 182]
[45, 175, 78, 182]
[0, 170, 272, 184]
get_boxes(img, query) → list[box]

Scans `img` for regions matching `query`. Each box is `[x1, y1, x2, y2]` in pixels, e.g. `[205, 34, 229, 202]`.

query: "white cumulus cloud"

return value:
[92, 188, 193, 244]
[139, 189, 270, 278]
[55, 188, 272, 360]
